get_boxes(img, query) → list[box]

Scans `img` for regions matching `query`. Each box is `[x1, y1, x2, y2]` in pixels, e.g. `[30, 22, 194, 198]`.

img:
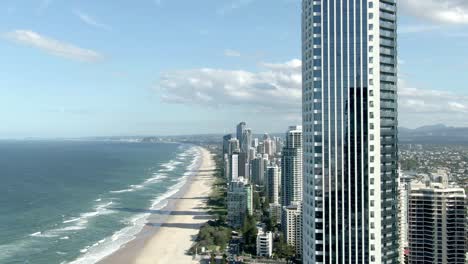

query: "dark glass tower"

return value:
[301, 0, 399, 263]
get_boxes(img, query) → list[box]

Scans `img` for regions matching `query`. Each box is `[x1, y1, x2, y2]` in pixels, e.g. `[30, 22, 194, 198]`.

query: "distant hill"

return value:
[399, 124, 468, 144]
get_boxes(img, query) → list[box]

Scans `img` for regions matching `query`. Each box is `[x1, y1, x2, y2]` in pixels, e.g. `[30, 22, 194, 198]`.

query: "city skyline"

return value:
[0, 0, 468, 138]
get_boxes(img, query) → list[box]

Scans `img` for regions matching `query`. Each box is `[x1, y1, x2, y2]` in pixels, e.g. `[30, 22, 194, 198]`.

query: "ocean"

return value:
[0, 140, 201, 264]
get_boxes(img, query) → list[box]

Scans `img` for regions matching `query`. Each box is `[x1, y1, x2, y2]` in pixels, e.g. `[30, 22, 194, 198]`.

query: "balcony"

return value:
[380, 11, 396, 22]
[380, 2, 396, 13]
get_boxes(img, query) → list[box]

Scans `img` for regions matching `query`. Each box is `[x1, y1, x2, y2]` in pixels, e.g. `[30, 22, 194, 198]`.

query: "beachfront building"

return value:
[227, 177, 253, 228]
[228, 152, 239, 182]
[301, 0, 399, 263]
[228, 138, 240, 155]
[281, 126, 303, 207]
[223, 134, 233, 156]
[266, 165, 280, 204]
[407, 180, 466, 264]
[282, 202, 303, 256]
[256, 228, 273, 257]
[224, 154, 230, 181]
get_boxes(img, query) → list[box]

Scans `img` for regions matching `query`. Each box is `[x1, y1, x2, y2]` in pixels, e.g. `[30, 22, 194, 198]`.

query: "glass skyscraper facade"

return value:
[302, 0, 398, 263]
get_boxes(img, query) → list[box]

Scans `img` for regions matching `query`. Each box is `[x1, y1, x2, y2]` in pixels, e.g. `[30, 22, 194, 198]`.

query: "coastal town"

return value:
[185, 122, 468, 264]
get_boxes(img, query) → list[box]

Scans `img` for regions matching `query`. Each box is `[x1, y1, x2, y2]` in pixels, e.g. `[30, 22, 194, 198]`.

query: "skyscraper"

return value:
[252, 155, 266, 186]
[236, 122, 246, 146]
[228, 138, 240, 155]
[229, 152, 239, 182]
[266, 165, 280, 204]
[302, 0, 399, 263]
[241, 128, 253, 156]
[223, 134, 233, 156]
[281, 126, 303, 207]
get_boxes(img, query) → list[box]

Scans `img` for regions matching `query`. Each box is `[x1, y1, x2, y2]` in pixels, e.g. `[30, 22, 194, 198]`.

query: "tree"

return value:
[242, 215, 258, 254]
[274, 234, 295, 260]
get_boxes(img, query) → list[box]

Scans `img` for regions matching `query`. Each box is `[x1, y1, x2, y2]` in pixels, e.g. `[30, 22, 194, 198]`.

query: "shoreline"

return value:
[98, 146, 215, 264]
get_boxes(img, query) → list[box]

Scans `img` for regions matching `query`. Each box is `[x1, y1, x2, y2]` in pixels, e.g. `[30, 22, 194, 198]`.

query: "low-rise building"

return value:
[256, 228, 273, 257]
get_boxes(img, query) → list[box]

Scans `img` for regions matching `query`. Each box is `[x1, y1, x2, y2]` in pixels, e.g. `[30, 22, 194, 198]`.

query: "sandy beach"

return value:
[99, 147, 215, 264]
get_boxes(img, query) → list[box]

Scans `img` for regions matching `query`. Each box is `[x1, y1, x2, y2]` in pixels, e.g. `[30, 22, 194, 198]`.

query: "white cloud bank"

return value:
[157, 59, 468, 127]
[400, 0, 468, 24]
[4, 30, 103, 62]
[399, 80, 468, 127]
[158, 59, 302, 113]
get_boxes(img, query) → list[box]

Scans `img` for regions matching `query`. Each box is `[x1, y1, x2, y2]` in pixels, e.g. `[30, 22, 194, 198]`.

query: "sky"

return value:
[0, 0, 467, 138]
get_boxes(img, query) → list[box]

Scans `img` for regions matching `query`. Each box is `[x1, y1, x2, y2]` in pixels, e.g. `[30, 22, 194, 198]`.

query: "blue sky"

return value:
[0, 0, 467, 138]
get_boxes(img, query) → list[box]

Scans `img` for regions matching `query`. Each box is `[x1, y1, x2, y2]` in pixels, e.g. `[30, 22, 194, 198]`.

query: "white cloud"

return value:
[4, 30, 103, 62]
[157, 59, 302, 115]
[74, 10, 112, 31]
[157, 59, 467, 127]
[400, 0, 468, 24]
[399, 79, 468, 127]
[224, 49, 241, 57]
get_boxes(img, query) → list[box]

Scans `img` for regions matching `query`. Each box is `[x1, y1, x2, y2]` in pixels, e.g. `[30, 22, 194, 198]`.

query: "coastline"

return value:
[98, 146, 215, 264]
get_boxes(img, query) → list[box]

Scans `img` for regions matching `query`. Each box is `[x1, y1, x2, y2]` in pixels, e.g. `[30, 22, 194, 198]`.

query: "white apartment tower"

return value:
[302, 0, 399, 263]
[283, 202, 303, 256]
[266, 165, 280, 204]
[407, 180, 466, 264]
[229, 152, 239, 182]
[281, 125, 303, 207]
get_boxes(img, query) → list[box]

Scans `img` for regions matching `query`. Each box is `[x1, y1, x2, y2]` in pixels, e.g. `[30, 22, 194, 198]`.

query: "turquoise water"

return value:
[0, 140, 200, 264]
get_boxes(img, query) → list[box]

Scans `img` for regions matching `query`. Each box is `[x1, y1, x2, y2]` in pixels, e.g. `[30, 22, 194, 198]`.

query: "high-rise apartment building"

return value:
[229, 152, 239, 182]
[223, 134, 233, 156]
[228, 138, 240, 155]
[251, 155, 266, 186]
[302, 0, 399, 263]
[281, 126, 303, 207]
[399, 175, 413, 263]
[266, 165, 280, 204]
[227, 177, 253, 228]
[236, 122, 246, 146]
[283, 202, 303, 256]
[241, 128, 253, 157]
[407, 180, 466, 264]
